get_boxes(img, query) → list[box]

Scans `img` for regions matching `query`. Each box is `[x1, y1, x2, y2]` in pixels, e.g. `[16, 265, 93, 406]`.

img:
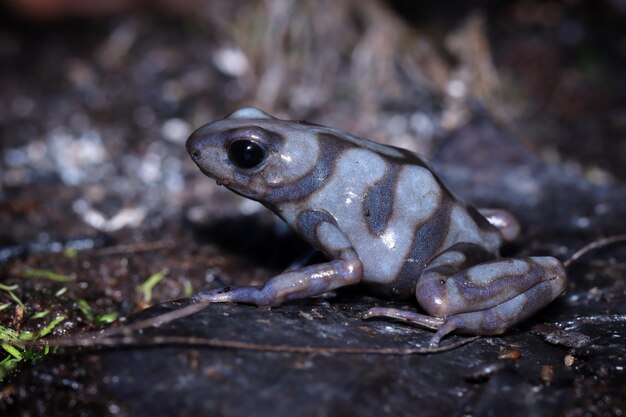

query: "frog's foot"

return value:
[191, 284, 336, 306]
[191, 286, 264, 304]
[191, 252, 362, 308]
[361, 308, 487, 348]
[190, 280, 337, 307]
[362, 308, 464, 348]
[362, 307, 444, 330]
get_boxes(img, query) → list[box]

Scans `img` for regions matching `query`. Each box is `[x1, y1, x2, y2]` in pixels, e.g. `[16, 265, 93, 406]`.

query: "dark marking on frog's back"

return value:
[362, 164, 400, 236]
[265, 133, 353, 204]
[370, 201, 453, 299]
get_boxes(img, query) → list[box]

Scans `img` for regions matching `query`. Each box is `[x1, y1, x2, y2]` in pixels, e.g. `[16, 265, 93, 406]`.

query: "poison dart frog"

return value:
[186, 108, 566, 347]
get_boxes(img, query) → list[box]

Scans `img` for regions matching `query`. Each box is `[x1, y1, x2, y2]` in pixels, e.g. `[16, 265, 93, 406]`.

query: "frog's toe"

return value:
[361, 307, 384, 320]
[427, 319, 463, 347]
[191, 287, 235, 303]
[362, 307, 444, 330]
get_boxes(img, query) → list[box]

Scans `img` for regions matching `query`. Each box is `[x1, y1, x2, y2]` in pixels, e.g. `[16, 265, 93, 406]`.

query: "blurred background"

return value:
[2, 0, 626, 241]
[1, 0, 624, 236]
[1, 1, 626, 413]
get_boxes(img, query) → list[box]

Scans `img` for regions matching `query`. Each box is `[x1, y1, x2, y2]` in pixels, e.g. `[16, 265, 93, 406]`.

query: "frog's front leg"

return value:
[192, 210, 362, 307]
[364, 243, 567, 346]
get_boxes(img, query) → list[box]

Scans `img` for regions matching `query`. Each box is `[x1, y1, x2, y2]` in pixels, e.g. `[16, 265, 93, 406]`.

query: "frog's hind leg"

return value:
[365, 243, 567, 347]
[363, 243, 493, 339]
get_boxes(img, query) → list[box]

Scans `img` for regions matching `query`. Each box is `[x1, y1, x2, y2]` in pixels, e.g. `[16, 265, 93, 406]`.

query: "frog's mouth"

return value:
[187, 150, 224, 181]
[222, 182, 264, 203]
[193, 163, 215, 178]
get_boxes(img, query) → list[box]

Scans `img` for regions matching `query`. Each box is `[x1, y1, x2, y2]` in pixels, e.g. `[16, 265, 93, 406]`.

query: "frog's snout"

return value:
[185, 128, 221, 180]
[190, 148, 201, 159]
[185, 129, 207, 160]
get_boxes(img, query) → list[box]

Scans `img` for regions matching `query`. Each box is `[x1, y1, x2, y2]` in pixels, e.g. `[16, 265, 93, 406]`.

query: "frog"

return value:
[185, 107, 567, 347]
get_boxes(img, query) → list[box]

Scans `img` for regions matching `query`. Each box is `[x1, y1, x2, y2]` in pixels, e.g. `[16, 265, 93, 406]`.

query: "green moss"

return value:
[0, 315, 64, 381]
[138, 270, 168, 303]
[22, 268, 74, 282]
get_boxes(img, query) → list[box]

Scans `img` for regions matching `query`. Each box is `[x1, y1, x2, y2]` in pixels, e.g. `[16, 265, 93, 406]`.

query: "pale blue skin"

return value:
[186, 108, 567, 346]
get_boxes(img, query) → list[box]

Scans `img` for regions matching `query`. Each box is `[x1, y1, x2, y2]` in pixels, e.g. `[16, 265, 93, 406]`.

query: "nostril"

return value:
[191, 150, 201, 159]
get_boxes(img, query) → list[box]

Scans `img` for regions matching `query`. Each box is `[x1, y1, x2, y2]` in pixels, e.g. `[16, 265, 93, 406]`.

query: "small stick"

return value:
[64, 301, 214, 342]
[563, 234, 626, 268]
[21, 331, 480, 355]
[13, 299, 480, 354]
[87, 240, 174, 258]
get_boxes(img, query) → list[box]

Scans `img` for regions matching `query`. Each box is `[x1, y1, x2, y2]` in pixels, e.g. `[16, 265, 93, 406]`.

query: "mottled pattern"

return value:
[265, 134, 351, 204]
[186, 108, 569, 346]
[365, 201, 449, 299]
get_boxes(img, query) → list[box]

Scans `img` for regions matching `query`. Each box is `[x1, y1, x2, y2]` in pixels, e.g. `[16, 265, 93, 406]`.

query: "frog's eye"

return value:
[227, 139, 267, 169]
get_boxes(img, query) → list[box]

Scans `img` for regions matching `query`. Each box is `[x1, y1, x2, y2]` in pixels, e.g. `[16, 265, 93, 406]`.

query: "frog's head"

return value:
[186, 108, 323, 203]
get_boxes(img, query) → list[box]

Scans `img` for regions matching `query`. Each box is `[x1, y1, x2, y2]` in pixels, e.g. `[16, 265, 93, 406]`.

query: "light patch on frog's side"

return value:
[316, 222, 352, 253]
[392, 165, 441, 224]
[305, 148, 387, 217]
[264, 130, 320, 185]
[467, 259, 530, 284]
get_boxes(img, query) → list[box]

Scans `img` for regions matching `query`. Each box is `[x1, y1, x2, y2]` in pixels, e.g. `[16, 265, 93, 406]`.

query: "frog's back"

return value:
[269, 125, 502, 298]
[316, 148, 502, 298]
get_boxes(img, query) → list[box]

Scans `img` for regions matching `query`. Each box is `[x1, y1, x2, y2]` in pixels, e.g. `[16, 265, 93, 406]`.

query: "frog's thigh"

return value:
[363, 243, 494, 335]
[192, 210, 363, 307]
[416, 245, 566, 345]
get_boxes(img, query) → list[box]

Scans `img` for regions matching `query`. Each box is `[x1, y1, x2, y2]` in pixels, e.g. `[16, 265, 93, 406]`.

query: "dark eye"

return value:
[227, 139, 267, 169]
